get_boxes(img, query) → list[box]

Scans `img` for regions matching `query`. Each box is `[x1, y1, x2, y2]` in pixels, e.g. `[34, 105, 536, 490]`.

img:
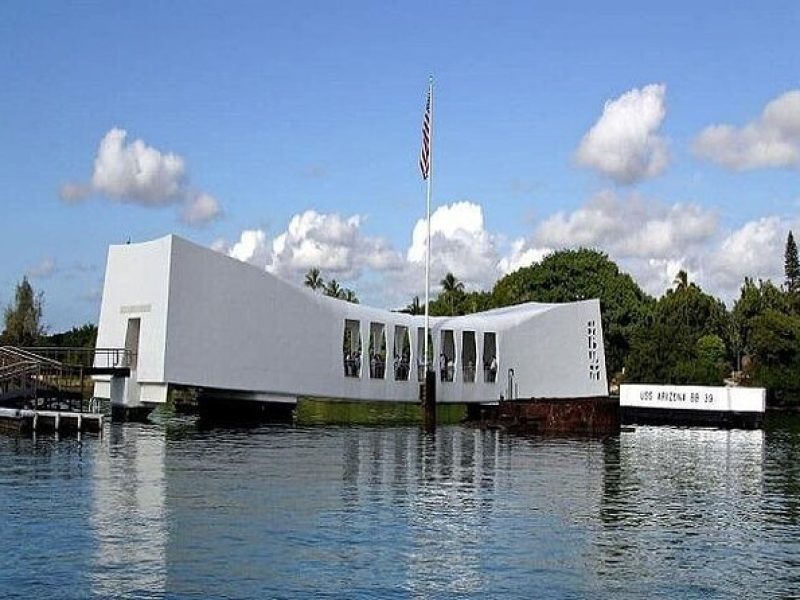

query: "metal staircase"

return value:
[0, 346, 132, 412]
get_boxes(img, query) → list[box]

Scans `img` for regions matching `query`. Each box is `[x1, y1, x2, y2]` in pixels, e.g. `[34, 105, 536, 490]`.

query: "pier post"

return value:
[421, 370, 436, 431]
[77, 414, 82, 432]
[54, 413, 60, 431]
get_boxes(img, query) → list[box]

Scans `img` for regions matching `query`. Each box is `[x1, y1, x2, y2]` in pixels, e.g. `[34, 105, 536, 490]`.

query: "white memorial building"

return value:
[94, 235, 608, 413]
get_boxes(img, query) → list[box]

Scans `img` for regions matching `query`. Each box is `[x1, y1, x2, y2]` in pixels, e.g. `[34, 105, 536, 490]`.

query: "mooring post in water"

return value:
[421, 370, 436, 431]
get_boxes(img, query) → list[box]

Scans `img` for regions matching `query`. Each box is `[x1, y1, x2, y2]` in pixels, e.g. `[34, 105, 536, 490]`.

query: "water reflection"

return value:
[4, 417, 800, 598]
[90, 424, 167, 599]
[0, 435, 94, 600]
[596, 426, 800, 598]
[339, 427, 501, 596]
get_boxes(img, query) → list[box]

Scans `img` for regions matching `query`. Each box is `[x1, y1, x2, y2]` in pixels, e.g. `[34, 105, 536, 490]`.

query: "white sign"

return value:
[620, 384, 765, 414]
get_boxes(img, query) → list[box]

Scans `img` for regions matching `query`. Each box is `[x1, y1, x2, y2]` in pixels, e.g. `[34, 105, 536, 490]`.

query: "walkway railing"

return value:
[0, 346, 133, 413]
[15, 347, 135, 369]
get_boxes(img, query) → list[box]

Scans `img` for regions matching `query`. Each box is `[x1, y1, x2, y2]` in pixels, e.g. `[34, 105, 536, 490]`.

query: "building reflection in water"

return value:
[78, 419, 800, 598]
[90, 424, 167, 598]
[340, 426, 500, 596]
[598, 426, 767, 596]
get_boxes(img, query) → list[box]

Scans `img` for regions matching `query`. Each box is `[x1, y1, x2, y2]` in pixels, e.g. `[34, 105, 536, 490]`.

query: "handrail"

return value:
[0, 346, 62, 367]
[0, 361, 40, 380]
[0, 346, 129, 414]
[14, 346, 135, 368]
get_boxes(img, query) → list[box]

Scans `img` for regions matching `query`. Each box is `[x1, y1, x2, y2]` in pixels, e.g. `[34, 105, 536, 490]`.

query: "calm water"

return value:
[1, 415, 800, 599]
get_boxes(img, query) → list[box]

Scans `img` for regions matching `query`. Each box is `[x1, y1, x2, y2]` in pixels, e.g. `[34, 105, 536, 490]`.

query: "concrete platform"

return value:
[0, 408, 103, 434]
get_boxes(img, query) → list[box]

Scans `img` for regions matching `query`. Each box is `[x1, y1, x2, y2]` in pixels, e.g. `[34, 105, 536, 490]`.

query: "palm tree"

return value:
[673, 269, 689, 292]
[304, 267, 325, 291]
[403, 296, 422, 315]
[440, 272, 465, 294]
[324, 279, 342, 298]
[342, 288, 359, 304]
[440, 272, 465, 315]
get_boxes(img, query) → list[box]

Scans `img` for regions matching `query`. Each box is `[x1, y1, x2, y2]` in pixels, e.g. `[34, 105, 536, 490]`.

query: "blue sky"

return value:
[1, 1, 799, 330]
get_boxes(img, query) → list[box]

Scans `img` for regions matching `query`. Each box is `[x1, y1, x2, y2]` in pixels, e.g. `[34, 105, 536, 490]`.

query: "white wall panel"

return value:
[95, 236, 609, 404]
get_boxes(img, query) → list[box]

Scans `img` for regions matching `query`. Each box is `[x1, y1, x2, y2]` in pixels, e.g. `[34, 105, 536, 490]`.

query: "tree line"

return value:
[1, 276, 97, 348]
[303, 267, 359, 303]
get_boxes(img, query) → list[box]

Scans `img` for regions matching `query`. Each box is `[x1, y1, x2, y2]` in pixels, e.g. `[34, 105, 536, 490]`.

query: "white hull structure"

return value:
[620, 384, 765, 428]
[94, 236, 608, 411]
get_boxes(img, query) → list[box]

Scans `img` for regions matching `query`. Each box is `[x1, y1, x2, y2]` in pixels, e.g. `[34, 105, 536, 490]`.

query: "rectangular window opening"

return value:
[462, 331, 476, 383]
[369, 322, 387, 379]
[394, 325, 411, 381]
[440, 330, 455, 382]
[483, 332, 497, 383]
[343, 319, 362, 378]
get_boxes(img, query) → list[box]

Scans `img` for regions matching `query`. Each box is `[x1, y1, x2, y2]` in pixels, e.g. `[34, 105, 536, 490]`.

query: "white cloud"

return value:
[575, 84, 669, 184]
[694, 90, 800, 170]
[637, 257, 699, 298]
[269, 211, 361, 274]
[267, 210, 403, 279]
[227, 229, 271, 267]
[181, 193, 222, 225]
[406, 202, 500, 289]
[217, 203, 508, 308]
[534, 191, 717, 261]
[27, 257, 57, 279]
[528, 192, 798, 301]
[210, 237, 229, 253]
[220, 210, 404, 284]
[497, 239, 551, 274]
[212, 199, 794, 309]
[710, 217, 787, 291]
[60, 128, 221, 225]
[523, 191, 735, 298]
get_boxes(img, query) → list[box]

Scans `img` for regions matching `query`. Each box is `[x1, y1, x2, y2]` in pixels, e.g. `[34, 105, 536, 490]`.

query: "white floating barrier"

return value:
[620, 384, 766, 428]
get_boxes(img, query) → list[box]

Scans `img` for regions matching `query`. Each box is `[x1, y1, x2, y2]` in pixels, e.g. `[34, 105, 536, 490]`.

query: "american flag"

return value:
[419, 89, 431, 180]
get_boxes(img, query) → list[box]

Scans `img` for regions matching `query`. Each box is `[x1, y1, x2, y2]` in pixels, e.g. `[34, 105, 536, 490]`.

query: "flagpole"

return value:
[424, 77, 433, 374]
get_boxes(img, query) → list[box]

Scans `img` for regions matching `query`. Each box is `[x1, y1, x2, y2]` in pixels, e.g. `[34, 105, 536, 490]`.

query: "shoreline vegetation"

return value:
[5, 232, 800, 409]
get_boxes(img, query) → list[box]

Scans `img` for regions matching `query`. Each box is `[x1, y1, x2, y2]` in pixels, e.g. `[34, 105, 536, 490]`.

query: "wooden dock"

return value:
[0, 407, 103, 434]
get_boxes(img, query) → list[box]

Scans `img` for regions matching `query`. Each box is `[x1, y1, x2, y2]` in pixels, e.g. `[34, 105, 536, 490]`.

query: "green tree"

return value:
[304, 267, 325, 291]
[401, 296, 423, 315]
[729, 277, 800, 404]
[672, 334, 728, 385]
[461, 290, 494, 315]
[673, 269, 690, 291]
[492, 248, 652, 379]
[626, 280, 732, 385]
[732, 278, 787, 359]
[342, 288, 359, 304]
[2, 276, 45, 346]
[440, 272, 464, 295]
[435, 272, 465, 315]
[44, 323, 98, 348]
[748, 309, 800, 404]
[785, 231, 800, 293]
[324, 279, 342, 298]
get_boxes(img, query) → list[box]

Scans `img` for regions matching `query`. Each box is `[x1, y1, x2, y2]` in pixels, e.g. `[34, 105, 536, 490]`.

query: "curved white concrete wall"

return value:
[95, 235, 608, 404]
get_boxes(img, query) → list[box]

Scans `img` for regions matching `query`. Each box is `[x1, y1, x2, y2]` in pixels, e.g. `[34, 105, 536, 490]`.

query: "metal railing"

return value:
[15, 347, 136, 369]
[0, 346, 132, 413]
